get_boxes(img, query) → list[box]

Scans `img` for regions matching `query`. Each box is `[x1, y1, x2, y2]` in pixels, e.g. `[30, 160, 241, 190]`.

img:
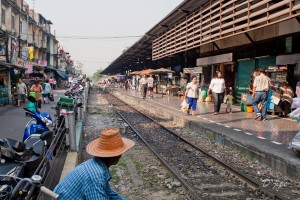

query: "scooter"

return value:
[23, 108, 53, 142]
[0, 131, 53, 199]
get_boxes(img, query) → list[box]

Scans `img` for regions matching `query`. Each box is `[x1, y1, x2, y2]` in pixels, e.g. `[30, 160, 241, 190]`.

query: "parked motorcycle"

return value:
[0, 131, 53, 199]
[23, 108, 53, 142]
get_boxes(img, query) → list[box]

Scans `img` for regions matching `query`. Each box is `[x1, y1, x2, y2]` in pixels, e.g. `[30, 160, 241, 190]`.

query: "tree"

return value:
[92, 69, 103, 82]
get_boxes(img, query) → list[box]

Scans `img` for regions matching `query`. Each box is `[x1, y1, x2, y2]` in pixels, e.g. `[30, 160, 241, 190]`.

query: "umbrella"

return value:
[150, 68, 175, 74]
[130, 71, 141, 75]
[140, 69, 153, 76]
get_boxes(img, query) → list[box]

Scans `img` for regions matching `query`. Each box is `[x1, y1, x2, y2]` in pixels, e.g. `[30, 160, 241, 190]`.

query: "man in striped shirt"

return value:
[54, 128, 135, 199]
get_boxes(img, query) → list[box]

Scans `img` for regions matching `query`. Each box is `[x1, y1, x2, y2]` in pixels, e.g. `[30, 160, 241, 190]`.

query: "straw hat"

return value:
[86, 128, 135, 157]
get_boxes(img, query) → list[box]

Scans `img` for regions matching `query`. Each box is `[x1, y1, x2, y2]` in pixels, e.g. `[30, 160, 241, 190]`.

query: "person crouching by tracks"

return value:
[54, 128, 135, 199]
[184, 75, 199, 116]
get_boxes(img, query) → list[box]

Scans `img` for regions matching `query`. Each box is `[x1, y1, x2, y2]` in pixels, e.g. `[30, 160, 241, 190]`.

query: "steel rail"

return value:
[108, 91, 286, 200]
[113, 104, 203, 200]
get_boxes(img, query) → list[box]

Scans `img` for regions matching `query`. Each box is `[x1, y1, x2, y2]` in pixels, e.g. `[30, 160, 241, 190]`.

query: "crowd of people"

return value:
[101, 69, 297, 121]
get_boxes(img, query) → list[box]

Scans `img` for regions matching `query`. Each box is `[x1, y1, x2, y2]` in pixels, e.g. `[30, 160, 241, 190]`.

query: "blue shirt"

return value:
[54, 158, 127, 200]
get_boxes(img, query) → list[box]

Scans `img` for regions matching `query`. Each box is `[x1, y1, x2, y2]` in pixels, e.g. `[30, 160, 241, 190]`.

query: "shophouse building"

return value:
[0, 0, 67, 106]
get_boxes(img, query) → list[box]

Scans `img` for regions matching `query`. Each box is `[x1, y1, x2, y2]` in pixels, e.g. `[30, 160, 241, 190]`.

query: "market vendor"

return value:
[279, 81, 294, 117]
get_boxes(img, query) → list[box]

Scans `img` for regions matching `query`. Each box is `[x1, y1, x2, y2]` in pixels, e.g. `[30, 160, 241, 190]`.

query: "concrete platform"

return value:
[112, 89, 300, 181]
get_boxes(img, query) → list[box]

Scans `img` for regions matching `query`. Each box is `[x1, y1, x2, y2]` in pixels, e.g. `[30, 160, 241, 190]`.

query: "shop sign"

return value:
[39, 60, 47, 66]
[194, 67, 202, 73]
[197, 53, 233, 66]
[25, 64, 33, 74]
[16, 58, 25, 67]
[183, 68, 194, 74]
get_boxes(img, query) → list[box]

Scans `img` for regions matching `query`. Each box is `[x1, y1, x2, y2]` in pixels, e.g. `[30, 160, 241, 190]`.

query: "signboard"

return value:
[183, 68, 194, 74]
[25, 64, 33, 74]
[197, 53, 233, 66]
[16, 58, 25, 67]
[194, 67, 202, 74]
[39, 60, 47, 66]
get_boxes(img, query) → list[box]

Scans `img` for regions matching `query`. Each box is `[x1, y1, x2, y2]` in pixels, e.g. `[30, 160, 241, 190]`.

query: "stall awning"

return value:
[55, 70, 68, 80]
[44, 66, 69, 80]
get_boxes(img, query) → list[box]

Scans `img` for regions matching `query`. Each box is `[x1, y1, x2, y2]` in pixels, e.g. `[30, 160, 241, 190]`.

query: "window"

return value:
[11, 16, 15, 30]
[1, 9, 5, 25]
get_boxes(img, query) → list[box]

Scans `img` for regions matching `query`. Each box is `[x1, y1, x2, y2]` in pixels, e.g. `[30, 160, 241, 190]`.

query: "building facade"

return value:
[0, 0, 72, 106]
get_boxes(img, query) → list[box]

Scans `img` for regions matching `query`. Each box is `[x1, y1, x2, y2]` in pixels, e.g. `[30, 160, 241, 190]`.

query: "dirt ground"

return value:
[81, 88, 188, 200]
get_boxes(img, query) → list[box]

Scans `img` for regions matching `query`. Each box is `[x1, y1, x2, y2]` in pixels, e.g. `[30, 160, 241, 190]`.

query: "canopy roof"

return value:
[101, 0, 209, 75]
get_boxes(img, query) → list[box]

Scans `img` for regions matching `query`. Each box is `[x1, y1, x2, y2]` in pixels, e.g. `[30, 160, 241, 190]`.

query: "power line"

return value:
[18, 33, 142, 40]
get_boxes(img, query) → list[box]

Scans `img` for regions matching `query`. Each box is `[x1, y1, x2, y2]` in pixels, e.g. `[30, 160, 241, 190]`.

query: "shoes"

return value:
[254, 114, 261, 120]
[261, 118, 268, 121]
[187, 109, 190, 115]
[214, 112, 218, 115]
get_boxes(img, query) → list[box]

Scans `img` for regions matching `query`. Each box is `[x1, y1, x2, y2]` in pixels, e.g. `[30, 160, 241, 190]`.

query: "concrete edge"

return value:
[112, 91, 300, 181]
[59, 152, 78, 181]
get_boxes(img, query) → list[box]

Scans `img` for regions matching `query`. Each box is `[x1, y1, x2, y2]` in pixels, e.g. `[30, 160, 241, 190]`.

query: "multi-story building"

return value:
[0, 0, 66, 105]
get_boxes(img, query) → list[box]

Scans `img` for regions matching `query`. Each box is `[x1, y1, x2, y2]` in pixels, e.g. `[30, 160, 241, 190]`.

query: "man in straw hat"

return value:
[54, 128, 135, 199]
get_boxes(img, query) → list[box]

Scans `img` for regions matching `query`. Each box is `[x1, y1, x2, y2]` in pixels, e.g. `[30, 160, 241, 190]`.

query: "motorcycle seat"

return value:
[24, 136, 44, 156]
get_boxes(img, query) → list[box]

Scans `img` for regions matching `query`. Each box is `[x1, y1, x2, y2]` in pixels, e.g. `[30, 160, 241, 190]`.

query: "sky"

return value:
[34, 0, 183, 76]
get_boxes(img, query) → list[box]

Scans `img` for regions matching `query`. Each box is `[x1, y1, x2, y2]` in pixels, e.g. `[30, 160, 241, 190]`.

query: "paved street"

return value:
[0, 90, 65, 141]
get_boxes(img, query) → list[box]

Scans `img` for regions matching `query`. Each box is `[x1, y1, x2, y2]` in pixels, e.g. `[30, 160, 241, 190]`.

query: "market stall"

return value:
[150, 68, 178, 96]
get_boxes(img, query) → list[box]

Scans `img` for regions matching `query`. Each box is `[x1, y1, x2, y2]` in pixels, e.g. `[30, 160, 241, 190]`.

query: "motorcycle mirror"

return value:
[76, 103, 83, 107]
[40, 131, 53, 141]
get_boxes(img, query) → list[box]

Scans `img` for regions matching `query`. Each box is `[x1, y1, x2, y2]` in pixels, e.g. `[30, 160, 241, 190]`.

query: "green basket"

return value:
[57, 97, 75, 111]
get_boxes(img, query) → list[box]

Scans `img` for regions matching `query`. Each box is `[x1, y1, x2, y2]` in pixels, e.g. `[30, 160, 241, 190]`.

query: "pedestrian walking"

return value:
[68, 75, 73, 88]
[147, 75, 154, 98]
[17, 79, 27, 107]
[54, 128, 135, 200]
[53, 78, 57, 90]
[208, 71, 226, 115]
[30, 80, 43, 112]
[252, 68, 271, 121]
[49, 76, 54, 89]
[184, 75, 199, 116]
[42, 79, 51, 104]
[225, 90, 234, 113]
[140, 75, 147, 99]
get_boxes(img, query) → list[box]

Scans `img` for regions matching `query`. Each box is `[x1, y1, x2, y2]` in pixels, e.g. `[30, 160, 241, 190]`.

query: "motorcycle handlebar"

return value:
[23, 107, 34, 114]
[41, 186, 59, 199]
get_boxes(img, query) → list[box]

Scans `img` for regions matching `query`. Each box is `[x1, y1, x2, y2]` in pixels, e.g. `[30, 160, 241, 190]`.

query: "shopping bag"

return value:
[223, 96, 228, 104]
[288, 107, 300, 118]
[181, 99, 188, 112]
[291, 97, 300, 109]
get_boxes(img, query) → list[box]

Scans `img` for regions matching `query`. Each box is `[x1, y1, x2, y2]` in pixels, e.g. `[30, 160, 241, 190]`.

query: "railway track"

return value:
[103, 90, 286, 200]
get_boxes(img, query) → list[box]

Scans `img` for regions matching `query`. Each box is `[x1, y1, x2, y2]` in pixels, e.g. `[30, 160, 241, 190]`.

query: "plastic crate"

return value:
[57, 97, 74, 111]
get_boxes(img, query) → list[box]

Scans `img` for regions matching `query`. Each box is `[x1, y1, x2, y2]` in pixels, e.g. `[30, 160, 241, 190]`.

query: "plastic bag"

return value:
[181, 99, 188, 112]
[291, 97, 300, 109]
[288, 107, 300, 118]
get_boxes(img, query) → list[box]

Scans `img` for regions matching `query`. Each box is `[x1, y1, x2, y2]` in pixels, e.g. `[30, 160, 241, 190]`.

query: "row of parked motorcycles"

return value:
[0, 87, 84, 199]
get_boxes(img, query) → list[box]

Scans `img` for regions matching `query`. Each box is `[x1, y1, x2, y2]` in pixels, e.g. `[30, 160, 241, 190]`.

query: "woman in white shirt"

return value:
[208, 71, 226, 115]
[184, 75, 198, 116]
